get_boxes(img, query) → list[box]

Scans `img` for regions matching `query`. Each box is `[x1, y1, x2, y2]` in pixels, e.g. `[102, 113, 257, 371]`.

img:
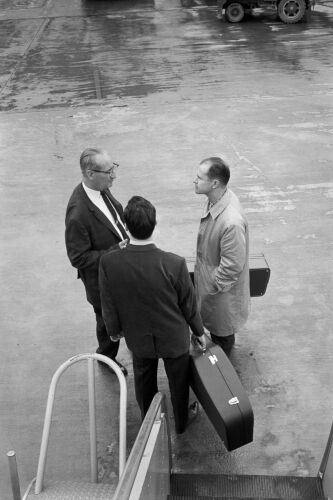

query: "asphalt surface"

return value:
[0, 0, 332, 498]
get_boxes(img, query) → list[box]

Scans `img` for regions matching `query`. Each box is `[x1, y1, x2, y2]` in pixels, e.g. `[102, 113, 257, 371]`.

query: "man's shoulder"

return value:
[226, 193, 247, 225]
[66, 184, 89, 217]
[158, 249, 186, 268]
[67, 183, 84, 203]
[215, 190, 247, 225]
[100, 246, 123, 264]
[218, 208, 247, 232]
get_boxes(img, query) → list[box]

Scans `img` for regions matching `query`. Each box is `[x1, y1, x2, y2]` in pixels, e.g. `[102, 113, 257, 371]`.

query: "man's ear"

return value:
[86, 169, 94, 180]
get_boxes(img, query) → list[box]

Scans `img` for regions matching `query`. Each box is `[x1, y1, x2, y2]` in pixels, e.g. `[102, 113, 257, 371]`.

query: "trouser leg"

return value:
[210, 333, 235, 356]
[94, 307, 120, 358]
[132, 355, 159, 420]
[163, 352, 190, 434]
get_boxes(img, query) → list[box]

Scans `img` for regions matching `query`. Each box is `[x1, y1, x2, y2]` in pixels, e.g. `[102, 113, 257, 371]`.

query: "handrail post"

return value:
[7, 451, 21, 500]
[88, 357, 98, 483]
[34, 372, 59, 494]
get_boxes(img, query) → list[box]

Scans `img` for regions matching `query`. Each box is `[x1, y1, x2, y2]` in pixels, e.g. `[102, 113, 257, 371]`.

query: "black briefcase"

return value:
[249, 254, 270, 297]
[186, 253, 270, 298]
[190, 336, 254, 451]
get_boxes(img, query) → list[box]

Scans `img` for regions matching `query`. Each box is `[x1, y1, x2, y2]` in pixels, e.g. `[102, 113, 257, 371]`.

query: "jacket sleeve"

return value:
[65, 218, 118, 271]
[176, 259, 205, 337]
[215, 223, 247, 292]
[99, 258, 122, 336]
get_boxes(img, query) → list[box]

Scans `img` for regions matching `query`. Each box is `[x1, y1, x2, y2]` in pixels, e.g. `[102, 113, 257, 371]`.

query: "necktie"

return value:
[100, 191, 128, 240]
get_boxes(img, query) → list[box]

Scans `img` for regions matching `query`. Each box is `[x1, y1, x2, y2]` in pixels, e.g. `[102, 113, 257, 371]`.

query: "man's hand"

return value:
[191, 333, 206, 352]
[203, 326, 210, 336]
[119, 238, 129, 249]
[196, 334, 206, 351]
[110, 334, 123, 342]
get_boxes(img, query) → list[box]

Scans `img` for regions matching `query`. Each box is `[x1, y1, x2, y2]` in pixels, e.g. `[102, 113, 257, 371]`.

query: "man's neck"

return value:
[207, 186, 227, 205]
[82, 179, 98, 191]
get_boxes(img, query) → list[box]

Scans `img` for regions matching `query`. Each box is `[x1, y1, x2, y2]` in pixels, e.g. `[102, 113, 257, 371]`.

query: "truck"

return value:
[182, 0, 315, 24]
[222, 0, 314, 23]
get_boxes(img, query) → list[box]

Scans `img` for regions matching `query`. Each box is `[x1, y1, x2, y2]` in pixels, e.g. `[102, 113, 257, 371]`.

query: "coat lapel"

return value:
[78, 184, 122, 240]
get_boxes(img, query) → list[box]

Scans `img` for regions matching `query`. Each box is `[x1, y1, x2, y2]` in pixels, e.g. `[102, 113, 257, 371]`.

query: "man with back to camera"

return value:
[194, 156, 250, 356]
[65, 147, 128, 375]
[99, 196, 206, 433]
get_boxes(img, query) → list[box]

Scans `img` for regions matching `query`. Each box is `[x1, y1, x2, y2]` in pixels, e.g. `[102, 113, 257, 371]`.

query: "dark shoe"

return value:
[98, 357, 128, 376]
[187, 401, 199, 428]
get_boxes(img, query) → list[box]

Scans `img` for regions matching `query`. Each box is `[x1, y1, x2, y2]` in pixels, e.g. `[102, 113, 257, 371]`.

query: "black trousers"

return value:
[210, 333, 235, 356]
[94, 307, 119, 358]
[132, 352, 190, 434]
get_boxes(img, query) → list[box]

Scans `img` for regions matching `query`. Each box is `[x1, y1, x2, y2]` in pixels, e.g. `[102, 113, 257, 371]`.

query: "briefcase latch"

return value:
[208, 354, 218, 365]
[228, 397, 240, 405]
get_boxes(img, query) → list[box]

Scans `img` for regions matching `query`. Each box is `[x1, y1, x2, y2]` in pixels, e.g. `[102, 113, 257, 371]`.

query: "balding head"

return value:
[80, 148, 110, 176]
[80, 147, 118, 192]
[200, 157, 230, 187]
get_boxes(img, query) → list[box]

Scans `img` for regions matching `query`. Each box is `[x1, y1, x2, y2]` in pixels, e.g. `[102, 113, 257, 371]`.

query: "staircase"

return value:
[168, 473, 326, 499]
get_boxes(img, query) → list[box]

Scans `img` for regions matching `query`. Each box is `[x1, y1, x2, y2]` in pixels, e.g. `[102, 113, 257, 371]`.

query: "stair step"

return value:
[170, 473, 325, 499]
[168, 497, 323, 500]
[26, 480, 116, 499]
[168, 497, 322, 500]
[168, 497, 321, 500]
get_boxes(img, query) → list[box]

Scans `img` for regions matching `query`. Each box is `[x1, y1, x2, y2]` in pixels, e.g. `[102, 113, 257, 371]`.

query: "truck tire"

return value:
[225, 2, 245, 22]
[277, 0, 306, 22]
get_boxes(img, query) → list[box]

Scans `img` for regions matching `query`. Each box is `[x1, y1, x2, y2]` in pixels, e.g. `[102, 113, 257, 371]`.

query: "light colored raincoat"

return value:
[194, 189, 250, 337]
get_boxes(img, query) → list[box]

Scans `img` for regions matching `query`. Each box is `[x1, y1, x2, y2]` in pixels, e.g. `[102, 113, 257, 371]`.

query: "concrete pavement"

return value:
[0, 0, 332, 498]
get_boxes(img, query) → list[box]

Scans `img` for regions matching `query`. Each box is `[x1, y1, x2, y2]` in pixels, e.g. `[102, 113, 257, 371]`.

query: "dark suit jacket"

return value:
[99, 244, 204, 358]
[65, 183, 125, 308]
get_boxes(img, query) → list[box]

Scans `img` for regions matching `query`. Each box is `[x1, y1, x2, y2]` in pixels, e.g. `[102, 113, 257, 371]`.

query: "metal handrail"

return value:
[22, 479, 35, 500]
[112, 392, 169, 500]
[34, 353, 127, 494]
[318, 420, 333, 479]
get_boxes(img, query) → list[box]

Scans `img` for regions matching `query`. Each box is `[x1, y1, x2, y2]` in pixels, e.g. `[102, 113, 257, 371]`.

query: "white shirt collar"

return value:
[82, 182, 102, 200]
[129, 236, 154, 246]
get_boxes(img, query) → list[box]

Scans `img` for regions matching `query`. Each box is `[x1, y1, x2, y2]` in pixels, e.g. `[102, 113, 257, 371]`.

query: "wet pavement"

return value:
[1, 0, 333, 110]
[0, 0, 333, 498]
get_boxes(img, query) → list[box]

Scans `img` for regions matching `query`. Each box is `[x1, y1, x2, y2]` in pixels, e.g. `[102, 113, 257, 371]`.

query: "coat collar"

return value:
[126, 243, 157, 252]
[202, 188, 231, 220]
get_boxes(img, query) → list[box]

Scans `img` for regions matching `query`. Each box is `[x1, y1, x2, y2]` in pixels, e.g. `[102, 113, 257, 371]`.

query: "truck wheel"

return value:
[225, 2, 245, 22]
[277, 0, 306, 22]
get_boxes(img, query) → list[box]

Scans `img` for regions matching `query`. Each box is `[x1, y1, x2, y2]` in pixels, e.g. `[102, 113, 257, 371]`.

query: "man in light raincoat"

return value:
[194, 157, 250, 356]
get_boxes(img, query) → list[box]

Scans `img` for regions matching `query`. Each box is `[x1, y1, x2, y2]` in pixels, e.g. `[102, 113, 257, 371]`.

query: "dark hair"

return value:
[80, 148, 103, 174]
[124, 196, 156, 239]
[201, 157, 230, 186]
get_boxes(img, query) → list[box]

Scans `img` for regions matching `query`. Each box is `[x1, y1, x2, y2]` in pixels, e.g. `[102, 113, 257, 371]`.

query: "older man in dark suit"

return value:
[65, 147, 128, 375]
[99, 196, 206, 433]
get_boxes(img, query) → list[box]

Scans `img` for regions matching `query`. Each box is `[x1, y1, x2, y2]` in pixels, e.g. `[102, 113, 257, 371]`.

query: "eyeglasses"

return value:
[90, 163, 119, 176]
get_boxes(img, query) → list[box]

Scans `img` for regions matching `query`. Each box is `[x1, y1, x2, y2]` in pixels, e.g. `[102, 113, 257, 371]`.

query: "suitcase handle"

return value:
[191, 334, 207, 353]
